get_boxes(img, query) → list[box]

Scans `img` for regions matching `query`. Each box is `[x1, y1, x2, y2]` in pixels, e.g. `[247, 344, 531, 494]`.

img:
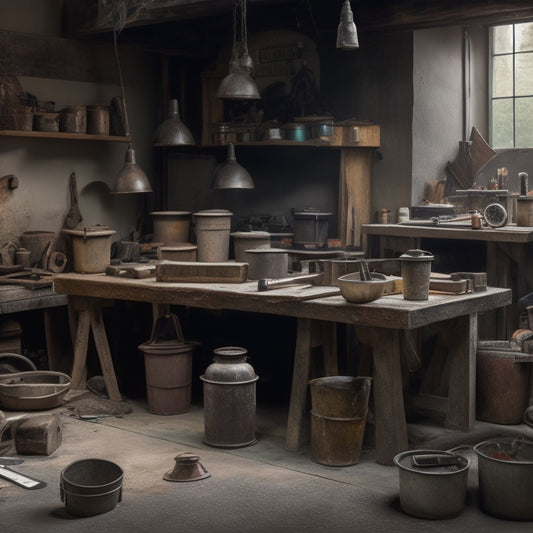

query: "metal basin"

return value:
[337, 272, 388, 303]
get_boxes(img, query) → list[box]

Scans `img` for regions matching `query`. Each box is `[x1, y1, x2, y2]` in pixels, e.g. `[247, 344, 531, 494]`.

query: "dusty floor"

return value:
[1, 394, 533, 532]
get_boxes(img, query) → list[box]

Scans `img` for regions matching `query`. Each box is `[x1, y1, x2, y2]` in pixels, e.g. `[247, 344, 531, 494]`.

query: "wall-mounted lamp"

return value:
[336, 0, 359, 50]
[216, 0, 261, 100]
[153, 99, 195, 147]
[111, 27, 153, 194]
[211, 143, 254, 190]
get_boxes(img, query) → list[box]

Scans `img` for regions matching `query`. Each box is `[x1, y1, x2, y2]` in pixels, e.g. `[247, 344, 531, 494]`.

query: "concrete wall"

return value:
[0, 0, 158, 253]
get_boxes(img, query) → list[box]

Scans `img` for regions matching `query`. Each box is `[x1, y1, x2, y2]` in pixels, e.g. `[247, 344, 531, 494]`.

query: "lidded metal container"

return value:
[194, 209, 233, 262]
[200, 346, 258, 448]
[150, 211, 192, 245]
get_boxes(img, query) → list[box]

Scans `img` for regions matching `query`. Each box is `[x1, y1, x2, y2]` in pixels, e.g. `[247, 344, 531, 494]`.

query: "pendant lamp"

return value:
[336, 0, 359, 50]
[217, 0, 261, 100]
[111, 27, 153, 194]
[153, 99, 195, 147]
[211, 143, 254, 190]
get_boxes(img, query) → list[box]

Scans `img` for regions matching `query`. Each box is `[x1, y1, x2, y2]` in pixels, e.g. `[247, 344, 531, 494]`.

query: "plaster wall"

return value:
[0, 1, 157, 252]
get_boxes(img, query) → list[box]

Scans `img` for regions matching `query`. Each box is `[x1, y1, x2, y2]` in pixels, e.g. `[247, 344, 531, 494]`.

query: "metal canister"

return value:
[200, 346, 258, 448]
[87, 105, 110, 135]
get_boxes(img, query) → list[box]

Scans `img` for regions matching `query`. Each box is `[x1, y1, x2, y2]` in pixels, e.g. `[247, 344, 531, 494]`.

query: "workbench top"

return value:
[53, 272, 512, 331]
[0, 285, 67, 314]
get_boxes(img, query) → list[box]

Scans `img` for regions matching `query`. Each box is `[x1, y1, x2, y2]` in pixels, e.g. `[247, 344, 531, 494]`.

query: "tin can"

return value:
[87, 105, 110, 135]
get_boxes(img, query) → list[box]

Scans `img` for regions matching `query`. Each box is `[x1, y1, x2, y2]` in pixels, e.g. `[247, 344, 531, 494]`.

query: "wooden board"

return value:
[156, 261, 248, 283]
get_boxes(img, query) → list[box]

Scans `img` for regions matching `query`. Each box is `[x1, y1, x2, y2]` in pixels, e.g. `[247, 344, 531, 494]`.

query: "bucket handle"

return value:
[148, 313, 185, 344]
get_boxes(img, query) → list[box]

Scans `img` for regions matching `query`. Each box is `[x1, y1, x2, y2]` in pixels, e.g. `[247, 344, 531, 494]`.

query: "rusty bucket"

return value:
[309, 375, 372, 466]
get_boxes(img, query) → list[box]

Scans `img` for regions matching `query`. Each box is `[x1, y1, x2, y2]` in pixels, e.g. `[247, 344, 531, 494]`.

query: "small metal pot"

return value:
[393, 449, 470, 519]
[474, 437, 533, 521]
[245, 248, 288, 280]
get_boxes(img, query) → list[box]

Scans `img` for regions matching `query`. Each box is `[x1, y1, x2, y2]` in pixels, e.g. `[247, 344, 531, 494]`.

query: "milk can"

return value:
[399, 249, 434, 300]
[200, 346, 258, 448]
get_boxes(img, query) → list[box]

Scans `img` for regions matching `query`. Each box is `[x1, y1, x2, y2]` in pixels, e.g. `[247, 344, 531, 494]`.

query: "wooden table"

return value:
[53, 273, 511, 465]
[363, 222, 533, 338]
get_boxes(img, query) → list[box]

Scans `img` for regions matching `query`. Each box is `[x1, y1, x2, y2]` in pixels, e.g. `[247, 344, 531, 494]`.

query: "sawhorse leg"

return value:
[286, 318, 338, 452]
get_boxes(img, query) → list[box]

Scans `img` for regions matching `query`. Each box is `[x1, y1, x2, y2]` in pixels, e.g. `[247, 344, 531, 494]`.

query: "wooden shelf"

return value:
[0, 130, 131, 142]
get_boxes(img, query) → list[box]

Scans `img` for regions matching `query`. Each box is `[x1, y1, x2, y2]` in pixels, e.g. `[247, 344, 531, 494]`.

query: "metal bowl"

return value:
[337, 272, 388, 303]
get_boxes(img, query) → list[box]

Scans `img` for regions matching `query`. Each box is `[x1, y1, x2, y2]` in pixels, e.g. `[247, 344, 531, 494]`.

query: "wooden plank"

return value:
[0, 131, 130, 142]
[156, 261, 248, 283]
[339, 148, 373, 248]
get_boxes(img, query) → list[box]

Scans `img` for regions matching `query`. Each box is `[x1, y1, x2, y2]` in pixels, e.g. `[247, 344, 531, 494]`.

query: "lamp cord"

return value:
[113, 26, 131, 139]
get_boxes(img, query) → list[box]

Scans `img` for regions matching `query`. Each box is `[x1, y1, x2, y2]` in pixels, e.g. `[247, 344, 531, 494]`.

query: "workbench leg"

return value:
[71, 309, 91, 391]
[442, 313, 477, 431]
[286, 318, 312, 452]
[356, 326, 409, 465]
[89, 306, 122, 401]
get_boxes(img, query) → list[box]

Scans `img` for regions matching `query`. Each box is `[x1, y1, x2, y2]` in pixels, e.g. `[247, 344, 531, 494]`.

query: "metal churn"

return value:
[200, 346, 259, 448]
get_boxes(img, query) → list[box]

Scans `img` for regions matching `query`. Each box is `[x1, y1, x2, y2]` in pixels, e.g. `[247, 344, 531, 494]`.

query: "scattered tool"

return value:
[411, 454, 463, 467]
[258, 272, 324, 291]
[0, 461, 46, 489]
[105, 263, 156, 279]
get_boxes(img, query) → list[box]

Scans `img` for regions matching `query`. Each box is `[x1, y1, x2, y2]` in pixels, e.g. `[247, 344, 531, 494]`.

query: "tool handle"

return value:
[258, 273, 321, 291]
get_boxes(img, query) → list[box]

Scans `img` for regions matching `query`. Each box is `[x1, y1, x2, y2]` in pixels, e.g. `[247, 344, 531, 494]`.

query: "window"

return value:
[490, 22, 533, 148]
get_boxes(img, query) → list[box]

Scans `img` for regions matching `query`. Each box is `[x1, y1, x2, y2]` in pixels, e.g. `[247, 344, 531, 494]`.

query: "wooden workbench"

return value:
[53, 272, 511, 465]
[363, 222, 533, 338]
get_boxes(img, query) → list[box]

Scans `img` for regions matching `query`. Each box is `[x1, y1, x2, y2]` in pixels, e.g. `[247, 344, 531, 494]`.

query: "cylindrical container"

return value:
[476, 340, 531, 424]
[231, 231, 271, 263]
[19, 231, 55, 267]
[87, 105, 110, 135]
[60, 458, 123, 517]
[474, 437, 533, 521]
[61, 228, 116, 273]
[150, 211, 192, 245]
[293, 210, 331, 249]
[397, 207, 410, 223]
[157, 244, 197, 262]
[15, 249, 31, 268]
[138, 313, 194, 415]
[193, 209, 233, 262]
[245, 248, 288, 280]
[310, 120, 333, 138]
[59, 105, 87, 133]
[33, 112, 59, 132]
[308, 376, 372, 466]
[200, 346, 259, 448]
[393, 449, 470, 519]
[283, 123, 306, 141]
[516, 197, 533, 226]
[400, 249, 434, 301]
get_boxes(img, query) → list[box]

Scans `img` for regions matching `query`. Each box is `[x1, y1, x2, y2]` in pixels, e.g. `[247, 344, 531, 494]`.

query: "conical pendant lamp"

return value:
[211, 143, 254, 190]
[111, 27, 152, 193]
[336, 0, 359, 50]
[217, 0, 261, 100]
[153, 99, 195, 147]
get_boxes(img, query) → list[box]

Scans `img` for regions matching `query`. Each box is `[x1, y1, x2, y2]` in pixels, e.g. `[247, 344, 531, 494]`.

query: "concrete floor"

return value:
[2, 395, 533, 532]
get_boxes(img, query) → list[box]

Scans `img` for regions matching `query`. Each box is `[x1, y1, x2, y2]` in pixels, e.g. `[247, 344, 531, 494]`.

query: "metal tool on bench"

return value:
[0, 458, 46, 489]
[258, 271, 324, 291]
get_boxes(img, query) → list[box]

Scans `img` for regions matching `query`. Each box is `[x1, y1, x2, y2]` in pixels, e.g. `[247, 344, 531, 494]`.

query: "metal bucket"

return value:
[476, 340, 531, 424]
[200, 346, 258, 448]
[62, 228, 116, 273]
[393, 449, 470, 519]
[60, 458, 123, 517]
[150, 211, 191, 245]
[245, 248, 288, 280]
[474, 437, 533, 521]
[194, 209, 233, 262]
[230, 231, 271, 263]
[138, 313, 194, 415]
[308, 376, 372, 466]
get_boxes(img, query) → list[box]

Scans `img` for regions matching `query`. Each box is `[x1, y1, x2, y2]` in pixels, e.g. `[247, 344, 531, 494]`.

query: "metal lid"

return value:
[399, 249, 434, 261]
[194, 209, 233, 217]
[244, 248, 287, 254]
[230, 231, 270, 239]
[150, 211, 192, 216]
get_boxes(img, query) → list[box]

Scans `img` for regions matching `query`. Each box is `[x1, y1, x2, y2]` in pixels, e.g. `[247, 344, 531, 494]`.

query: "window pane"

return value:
[515, 97, 533, 147]
[515, 22, 533, 52]
[492, 25, 513, 54]
[492, 55, 513, 97]
[516, 52, 533, 96]
[491, 98, 514, 148]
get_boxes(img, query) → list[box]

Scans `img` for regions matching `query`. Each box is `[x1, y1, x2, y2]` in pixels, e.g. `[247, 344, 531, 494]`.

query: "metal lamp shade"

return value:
[216, 59, 261, 100]
[336, 0, 359, 50]
[112, 145, 153, 194]
[211, 143, 254, 190]
[153, 99, 195, 146]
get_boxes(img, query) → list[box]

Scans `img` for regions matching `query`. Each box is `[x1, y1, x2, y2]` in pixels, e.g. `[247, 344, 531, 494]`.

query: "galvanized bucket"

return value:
[308, 376, 372, 466]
